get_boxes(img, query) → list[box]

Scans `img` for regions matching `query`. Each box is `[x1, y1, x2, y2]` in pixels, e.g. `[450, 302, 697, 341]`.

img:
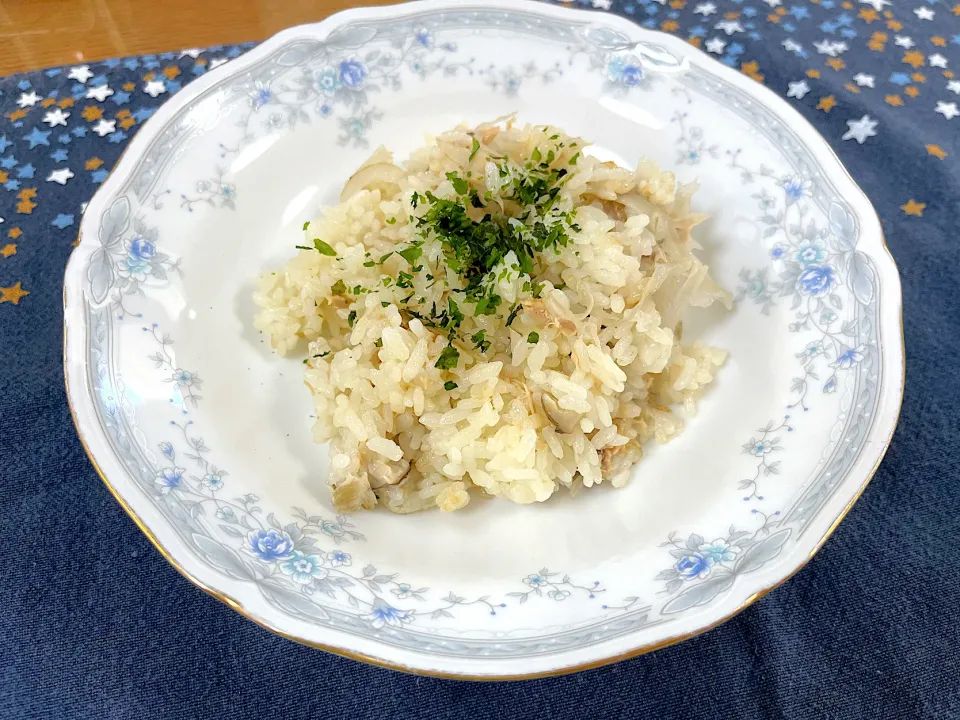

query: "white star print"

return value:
[591, 0, 612, 8]
[715, 20, 743, 35]
[935, 101, 959, 119]
[762, 0, 782, 7]
[814, 40, 847, 56]
[705, 37, 727, 54]
[46, 168, 75, 185]
[42, 108, 70, 127]
[17, 91, 40, 108]
[853, 73, 875, 88]
[93, 119, 117, 137]
[787, 80, 811, 99]
[208, 58, 228, 70]
[913, 6, 934, 20]
[67, 65, 94, 83]
[841, 115, 878, 143]
[143, 80, 167, 98]
[86, 84, 114, 101]
[947, 80, 960, 94]
[894, 36, 915, 49]
[179, 48, 202, 59]
[859, 0, 889, 10]
[782, 39, 804, 54]
[694, 2, 717, 15]
[929, 54, 948, 69]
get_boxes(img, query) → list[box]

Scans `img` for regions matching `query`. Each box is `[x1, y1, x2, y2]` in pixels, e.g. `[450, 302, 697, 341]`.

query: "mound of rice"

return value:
[253, 118, 730, 513]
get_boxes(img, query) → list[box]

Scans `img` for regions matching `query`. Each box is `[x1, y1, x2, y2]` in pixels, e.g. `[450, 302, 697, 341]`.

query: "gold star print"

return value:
[817, 95, 837, 112]
[661, 20, 679, 31]
[926, 145, 947, 159]
[40, 97, 56, 108]
[768, 13, 781, 22]
[8, 228, 22, 239]
[931, 36, 947, 47]
[807, 69, 822, 78]
[900, 200, 926, 216]
[859, 8, 879, 22]
[902, 51, 925, 68]
[16, 188, 37, 215]
[81, 105, 103, 122]
[741, 61, 764, 82]
[887, 19, 903, 30]
[905, 86, 920, 98]
[827, 58, 846, 71]
[162, 66, 181, 80]
[6, 109, 28, 122]
[85, 157, 104, 171]
[912, 73, 926, 83]
[953, 3, 960, 15]
[688, 37, 703, 48]
[885, 95, 904, 106]
[0, 244, 16, 258]
[59, 97, 75, 109]
[845, 83, 861, 93]
[122, 82, 135, 92]
[0, 282, 29, 305]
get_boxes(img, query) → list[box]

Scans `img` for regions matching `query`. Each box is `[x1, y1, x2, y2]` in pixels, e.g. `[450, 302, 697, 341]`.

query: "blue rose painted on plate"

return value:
[797, 265, 835, 297]
[245, 529, 296, 562]
[607, 56, 643, 87]
[129, 236, 156, 261]
[338, 59, 367, 89]
[675, 553, 713, 579]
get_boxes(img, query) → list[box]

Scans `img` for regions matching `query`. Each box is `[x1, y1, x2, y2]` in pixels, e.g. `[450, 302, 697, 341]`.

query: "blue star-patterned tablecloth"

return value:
[1, 1, 958, 718]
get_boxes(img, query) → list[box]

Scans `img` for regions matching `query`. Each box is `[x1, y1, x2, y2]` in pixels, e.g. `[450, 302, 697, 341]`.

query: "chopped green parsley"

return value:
[338, 139, 579, 351]
[435, 344, 460, 370]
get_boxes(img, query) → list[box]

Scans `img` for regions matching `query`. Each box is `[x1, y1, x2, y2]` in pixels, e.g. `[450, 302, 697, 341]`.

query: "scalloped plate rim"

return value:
[63, 0, 904, 678]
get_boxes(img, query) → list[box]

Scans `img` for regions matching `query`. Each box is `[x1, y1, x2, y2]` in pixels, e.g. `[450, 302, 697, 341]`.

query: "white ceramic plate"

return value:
[64, 0, 904, 678]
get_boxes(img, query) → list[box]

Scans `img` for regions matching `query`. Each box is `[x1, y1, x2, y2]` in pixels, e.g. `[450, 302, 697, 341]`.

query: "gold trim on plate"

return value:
[61, 0, 906, 679]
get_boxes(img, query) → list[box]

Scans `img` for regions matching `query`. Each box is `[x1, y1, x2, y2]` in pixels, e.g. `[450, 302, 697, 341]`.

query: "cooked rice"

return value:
[253, 118, 730, 513]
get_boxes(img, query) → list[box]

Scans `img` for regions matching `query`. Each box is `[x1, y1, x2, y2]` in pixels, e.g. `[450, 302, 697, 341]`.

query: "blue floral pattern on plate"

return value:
[65, 3, 898, 673]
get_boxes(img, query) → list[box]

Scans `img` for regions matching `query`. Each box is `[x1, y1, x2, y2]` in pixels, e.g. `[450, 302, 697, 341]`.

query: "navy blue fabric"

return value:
[1, 1, 958, 717]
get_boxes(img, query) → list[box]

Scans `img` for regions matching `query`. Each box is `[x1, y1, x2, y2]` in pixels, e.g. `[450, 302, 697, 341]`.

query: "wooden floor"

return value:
[0, 0, 391, 75]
